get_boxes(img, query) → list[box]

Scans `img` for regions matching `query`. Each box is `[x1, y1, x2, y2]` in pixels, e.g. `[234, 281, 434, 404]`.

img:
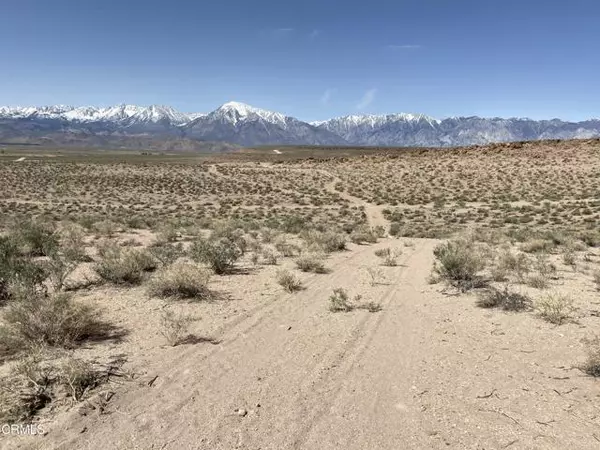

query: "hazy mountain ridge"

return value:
[1, 102, 599, 148]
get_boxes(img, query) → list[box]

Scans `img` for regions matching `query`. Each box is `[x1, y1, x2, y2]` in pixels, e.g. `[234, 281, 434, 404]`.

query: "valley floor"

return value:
[6, 236, 600, 450]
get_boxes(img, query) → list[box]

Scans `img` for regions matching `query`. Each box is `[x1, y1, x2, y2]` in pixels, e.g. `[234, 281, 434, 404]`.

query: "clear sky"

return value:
[1, 0, 598, 121]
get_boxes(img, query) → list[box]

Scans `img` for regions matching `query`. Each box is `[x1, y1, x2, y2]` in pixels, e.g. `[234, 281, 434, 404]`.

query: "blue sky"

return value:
[1, 0, 598, 121]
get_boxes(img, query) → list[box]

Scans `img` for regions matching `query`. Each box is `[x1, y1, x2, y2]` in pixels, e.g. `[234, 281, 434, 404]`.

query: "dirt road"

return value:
[10, 235, 599, 450]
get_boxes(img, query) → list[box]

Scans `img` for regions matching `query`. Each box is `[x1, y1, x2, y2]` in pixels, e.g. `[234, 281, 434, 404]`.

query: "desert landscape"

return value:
[1, 139, 600, 449]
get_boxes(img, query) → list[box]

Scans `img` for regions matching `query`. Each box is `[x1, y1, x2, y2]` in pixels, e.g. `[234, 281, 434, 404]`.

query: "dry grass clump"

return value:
[527, 274, 550, 289]
[0, 236, 47, 303]
[148, 263, 211, 300]
[295, 253, 327, 273]
[301, 230, 347, 253]
[94, 247, 157, 285]
[276, 269, 303, 293]
[581, 337, 600, 377]
[160, 310, 195, 346]
[275, 237, 300, 257]
[0, 292, 106, 355]
[535, 293, 574, 325]
[14, 219, 59, 257]
[0, 354, 105, 423]
[433, 238, 486, 291]
[374, 247, 402, 266]
[477, 286, 532, 311]
[520, 239, 554, 254]
[60, 358, 104, 402]
[366, 267, 387, 286]
[329, 288, 355, 312]
[261, 248, 278, 265]
[593, 270, 600, 291]
[190, 237, 242, 275]
[349, 226, 378, 245]
[494, 250, 530, 282]
[328, 288, 380, 313]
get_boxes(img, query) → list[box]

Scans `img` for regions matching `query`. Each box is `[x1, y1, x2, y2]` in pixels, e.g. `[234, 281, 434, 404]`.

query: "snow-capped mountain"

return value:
[1, 102, 599, 148]
[183, 102, 345, 146]
[313, 114, 600, 146]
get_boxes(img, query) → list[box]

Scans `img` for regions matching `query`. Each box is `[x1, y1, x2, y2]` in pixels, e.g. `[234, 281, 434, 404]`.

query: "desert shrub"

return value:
[60, 358, 103, 402]
[476, 286, 532, 311]
[190, 238, 241, 275]
[366, 267, 386, 286]
[520, 239, 554, 254]
[581, 338, 600, 377]
[536, 293, 573, 324]
[389, 222, 401, 237]
[0, 355, 104, 422]
[261, 248, 278, 265]
[295, 253, 327, 273]
[155, 223, 180, 244]
[0, 356, 54, 422]
[375, 247, 402, 266]
[302, 230, 346, 253]
[0, 292, 104, 353]
[260, 228, 278, 244]
[349, 226, 378, 245]
[94, 248, 157, 284]
[276, 270, 303, 293]
[578, 230, 600, 247]
[593, 270, 600, 291]
[60, 224, 90, 262]
[357, 301, 383, 312]
[329, 288, 354, 312]
[160, 310, 194, 346]
[527, 274, 549, 289]
[148, 243, 185, 266]
[373, 225, 386, 238]
[533, 253, 557, 278]
[275, 237, 300, 257]
[562, 249, 577, 268]
[0, 236, 47, 302]
[45, 252, 78, 291]
[148, 263, 211, 300]
[14, 219, 59, 257]
[496, 250, 530, 281]
[93, 220, 119, 238]
[433, 239, 486, 291]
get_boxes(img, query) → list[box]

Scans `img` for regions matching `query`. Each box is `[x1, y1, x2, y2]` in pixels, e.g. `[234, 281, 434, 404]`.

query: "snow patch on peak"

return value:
[212, 101, 288, 127]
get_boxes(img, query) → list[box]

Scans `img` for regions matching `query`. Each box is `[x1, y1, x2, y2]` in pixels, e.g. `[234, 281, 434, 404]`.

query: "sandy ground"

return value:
[4, 236, 600, 450]
[3, 155, 600, 449]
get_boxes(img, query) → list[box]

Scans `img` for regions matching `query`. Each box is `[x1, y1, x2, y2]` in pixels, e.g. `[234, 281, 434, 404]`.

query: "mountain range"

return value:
[1, 102, 599, 149]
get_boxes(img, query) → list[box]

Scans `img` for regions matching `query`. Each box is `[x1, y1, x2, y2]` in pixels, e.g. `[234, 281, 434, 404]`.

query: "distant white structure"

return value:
[272, 149, 282, 154]
[13, 157, 26, 162]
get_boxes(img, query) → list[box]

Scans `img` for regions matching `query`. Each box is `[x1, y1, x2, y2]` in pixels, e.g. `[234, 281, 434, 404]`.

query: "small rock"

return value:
[236, 408, 248, 417]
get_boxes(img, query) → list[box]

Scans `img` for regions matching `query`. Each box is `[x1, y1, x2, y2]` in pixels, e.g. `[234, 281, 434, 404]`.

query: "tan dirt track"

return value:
[8, 236, 600, 450]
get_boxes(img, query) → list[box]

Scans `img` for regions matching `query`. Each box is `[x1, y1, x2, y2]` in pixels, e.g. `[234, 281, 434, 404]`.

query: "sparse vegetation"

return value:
[581, 338, 600, 377]
[374, 247, 402, 266]
[536, 293, 574, 325]
[328, 288, 354, 312]
[148, 263, 211, 300]
[190, 237, 242, 275]
[433, 239, 486, 291]
[160, 310, 195, 346]
[0, 292, 105, 354]
[94, 247, 157, 285]
[295, 253, 327, 273]
[477, 286, 532, 311]
[276, 269, 303, 293]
